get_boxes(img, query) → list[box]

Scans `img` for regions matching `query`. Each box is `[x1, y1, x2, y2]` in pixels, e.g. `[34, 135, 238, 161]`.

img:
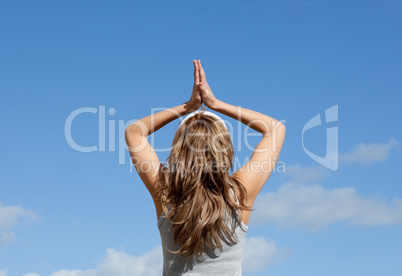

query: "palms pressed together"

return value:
[188, 59, 218, 110]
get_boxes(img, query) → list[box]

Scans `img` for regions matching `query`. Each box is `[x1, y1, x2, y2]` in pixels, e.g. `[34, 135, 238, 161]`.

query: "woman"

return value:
[125, 60, 286, 275]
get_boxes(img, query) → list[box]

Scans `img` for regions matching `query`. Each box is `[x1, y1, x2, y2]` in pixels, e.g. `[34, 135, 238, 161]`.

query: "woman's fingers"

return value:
[193, 60, 200, 85]
[198, 60, 206, 83]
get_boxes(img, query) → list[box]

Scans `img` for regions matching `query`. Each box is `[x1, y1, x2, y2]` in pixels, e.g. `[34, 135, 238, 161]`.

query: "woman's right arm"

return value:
[195, 59, 286, 205]
[211, 99, 286, 204]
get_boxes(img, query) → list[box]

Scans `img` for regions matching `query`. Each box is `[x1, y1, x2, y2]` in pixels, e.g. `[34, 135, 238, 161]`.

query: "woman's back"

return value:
[158, 209, 248, 276]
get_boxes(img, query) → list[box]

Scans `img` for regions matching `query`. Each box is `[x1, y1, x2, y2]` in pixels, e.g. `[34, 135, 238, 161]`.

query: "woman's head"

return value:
[156, 108, 250, 258]
[170, 109, 233, 181]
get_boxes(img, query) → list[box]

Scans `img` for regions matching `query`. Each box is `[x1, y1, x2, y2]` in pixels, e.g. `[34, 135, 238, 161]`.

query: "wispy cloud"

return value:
[265, 138, 402, 231]
[0, 203, 36, 229]
[243, 236, 289, 274]
[285, 164, 330, 184]
[30, 236, 287, 276]
[50, 269, 95, 276]
[50, 245, 163, 276]
[0, 270, 7, 276]
[252, 181, 402, 231]
[0, 232, 16, 247]
[340, 138, 399, 165]
[0, 202, 37, 247]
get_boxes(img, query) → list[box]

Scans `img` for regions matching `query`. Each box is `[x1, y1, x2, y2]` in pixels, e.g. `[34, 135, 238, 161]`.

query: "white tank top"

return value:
[157, 209, 248, 275]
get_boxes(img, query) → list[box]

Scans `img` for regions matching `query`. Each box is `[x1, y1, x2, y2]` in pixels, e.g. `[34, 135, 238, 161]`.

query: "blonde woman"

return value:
[125, 59, 286, 275]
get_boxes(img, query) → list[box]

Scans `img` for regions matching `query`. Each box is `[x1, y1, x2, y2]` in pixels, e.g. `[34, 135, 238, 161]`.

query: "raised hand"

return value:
[187, 60, 203, 111]
[195, 60, 218, 109]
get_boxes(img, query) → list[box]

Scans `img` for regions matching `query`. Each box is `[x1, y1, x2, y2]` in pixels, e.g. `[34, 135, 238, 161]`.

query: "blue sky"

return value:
[1, 0, 401, 275]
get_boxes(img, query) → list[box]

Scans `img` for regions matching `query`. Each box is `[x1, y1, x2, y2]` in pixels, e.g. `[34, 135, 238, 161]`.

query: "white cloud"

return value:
[50, 245, 163, 276]
[252, 182, 402, 231]
[0, 202, 37, 247]
[0, 203, 36, 230]
[285, 164, 330, 184]
[243, 236, 289, 274]
[340, 138, 399, 165]
[0, 232, 17, 247]
[50, 270, 95, 276]
[48, 237, 288, 276]
[0, 270, 7, 276]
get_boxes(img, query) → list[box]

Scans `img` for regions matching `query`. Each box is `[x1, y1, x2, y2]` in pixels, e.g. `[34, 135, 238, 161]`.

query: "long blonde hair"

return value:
[155, 108, 251, 258]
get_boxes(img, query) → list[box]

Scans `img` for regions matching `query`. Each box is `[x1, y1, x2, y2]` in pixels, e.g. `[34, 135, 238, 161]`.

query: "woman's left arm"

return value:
[125, 59, 203, 199]
[125, 101, 198, 199]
